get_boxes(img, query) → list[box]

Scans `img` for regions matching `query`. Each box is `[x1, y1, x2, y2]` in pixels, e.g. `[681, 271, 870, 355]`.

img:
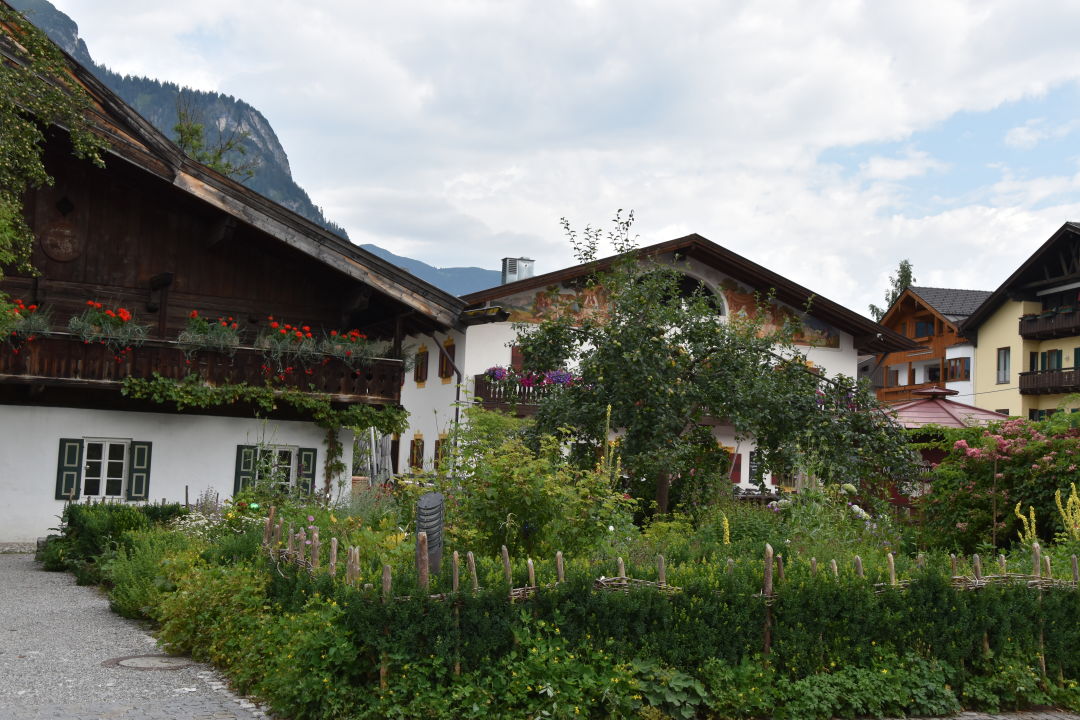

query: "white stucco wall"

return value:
[398, 329, 465, 472]
[945, 343, 975, 405]
[0, 405, 349, 542]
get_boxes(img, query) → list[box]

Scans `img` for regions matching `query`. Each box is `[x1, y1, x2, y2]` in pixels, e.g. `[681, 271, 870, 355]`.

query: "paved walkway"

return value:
[0, 553, 269, 720]
[1, 549, 1078, 720]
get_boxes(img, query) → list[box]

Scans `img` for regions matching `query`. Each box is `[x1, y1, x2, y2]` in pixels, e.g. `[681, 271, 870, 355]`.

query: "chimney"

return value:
[501, 257, 535, 285]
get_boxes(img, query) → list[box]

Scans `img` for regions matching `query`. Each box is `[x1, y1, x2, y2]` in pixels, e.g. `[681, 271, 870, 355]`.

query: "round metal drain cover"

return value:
[102, 654, 195, 670]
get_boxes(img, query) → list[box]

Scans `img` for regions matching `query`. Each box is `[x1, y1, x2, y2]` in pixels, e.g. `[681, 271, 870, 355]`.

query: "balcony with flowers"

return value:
[472, 366, 577, 415]
[0, 301, 404, 405]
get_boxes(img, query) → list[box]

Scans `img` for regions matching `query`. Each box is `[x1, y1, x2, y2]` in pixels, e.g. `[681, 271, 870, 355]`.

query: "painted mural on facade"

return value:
[499, 278, 840, 349]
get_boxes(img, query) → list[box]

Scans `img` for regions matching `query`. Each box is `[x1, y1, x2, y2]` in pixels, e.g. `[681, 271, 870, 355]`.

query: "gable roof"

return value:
[907, 287, 993, 323]
[462, 234, 916, 354]
[962, 222, 1080, 334]
[2, 11, 464, 334]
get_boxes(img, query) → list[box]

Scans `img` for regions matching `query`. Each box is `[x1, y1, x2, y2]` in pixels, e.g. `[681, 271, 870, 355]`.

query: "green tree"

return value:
[516, 213, 915, 513]
[0, 4, 105, 278]
[868, 259, 915, 320]
[173, 94, 258, 182]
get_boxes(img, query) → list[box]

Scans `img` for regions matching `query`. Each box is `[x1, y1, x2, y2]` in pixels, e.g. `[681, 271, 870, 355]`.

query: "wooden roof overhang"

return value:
[878, 288, 954, 335]
[462, 234, 916, 355]
[961, 222, 1080, 341]
[2, 25, 465, 338]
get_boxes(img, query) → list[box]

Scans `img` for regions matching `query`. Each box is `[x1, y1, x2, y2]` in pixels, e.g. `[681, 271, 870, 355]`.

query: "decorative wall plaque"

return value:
[40, 219, 82, 262]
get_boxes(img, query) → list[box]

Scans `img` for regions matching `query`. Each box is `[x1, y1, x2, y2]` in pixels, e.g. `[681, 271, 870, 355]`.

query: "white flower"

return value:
[607, 525, 615, 532]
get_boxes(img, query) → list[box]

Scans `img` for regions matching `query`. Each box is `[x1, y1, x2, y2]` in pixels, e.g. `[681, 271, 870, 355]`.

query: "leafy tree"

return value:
[173, 93, 258, 182]
[0, 4, 105, 278]
[516, 213, 915, 513]
[868, 259, 915, 320]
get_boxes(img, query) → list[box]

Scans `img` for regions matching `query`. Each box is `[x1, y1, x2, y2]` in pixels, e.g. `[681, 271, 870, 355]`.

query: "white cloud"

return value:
[41, 0, 1080, 315]
[1004, 118, 1078, 149]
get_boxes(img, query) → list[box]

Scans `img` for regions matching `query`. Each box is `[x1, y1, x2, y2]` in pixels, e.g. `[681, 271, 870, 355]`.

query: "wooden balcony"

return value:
[0, 334, 403, 405]
[472, 374, 550, 416]
[1019, 368, 1080, 395]
[1019, 309, 1080, 339]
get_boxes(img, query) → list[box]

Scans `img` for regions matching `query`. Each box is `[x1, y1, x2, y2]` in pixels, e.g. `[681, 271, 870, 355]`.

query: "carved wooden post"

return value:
[417, 532, 429, 591]
[556, 551, 565, 583]
[657, 555, 666, 585]
[468, 551, 478, 593]
[328, 538, 338, 577]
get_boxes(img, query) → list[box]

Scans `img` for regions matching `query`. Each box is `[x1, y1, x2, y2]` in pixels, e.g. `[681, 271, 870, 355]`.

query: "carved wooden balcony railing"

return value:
[1018, 309, 1080, 339]
[472, 374, 551, 416]
[0, 334, 403, 405]
[1019, 368, 1080, 395]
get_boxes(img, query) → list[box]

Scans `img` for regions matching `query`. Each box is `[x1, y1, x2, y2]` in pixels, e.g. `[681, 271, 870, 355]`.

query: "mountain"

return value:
[10, 0, 347, 239]
[10, 0, 504, 297]
[360, 245, 500, 296]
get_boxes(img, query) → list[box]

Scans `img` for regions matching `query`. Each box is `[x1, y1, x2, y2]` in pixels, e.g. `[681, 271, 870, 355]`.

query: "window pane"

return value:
[105, 477, 123, 496]
[86, 443, 103, 460]
[84, 476, 100, 495]
[107, 460, 125, 480]
[108, 444, 125, 461]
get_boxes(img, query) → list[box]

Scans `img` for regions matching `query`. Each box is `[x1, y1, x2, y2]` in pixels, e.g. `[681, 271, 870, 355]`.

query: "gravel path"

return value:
[0, 553, 270, 720]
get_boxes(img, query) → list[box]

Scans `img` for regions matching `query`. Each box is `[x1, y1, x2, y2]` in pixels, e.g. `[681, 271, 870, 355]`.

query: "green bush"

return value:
[101, 529, 197, 620]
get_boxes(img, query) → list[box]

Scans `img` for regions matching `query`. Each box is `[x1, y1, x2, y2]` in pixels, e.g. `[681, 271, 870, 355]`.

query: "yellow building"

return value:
[963, 223, 1080, 419]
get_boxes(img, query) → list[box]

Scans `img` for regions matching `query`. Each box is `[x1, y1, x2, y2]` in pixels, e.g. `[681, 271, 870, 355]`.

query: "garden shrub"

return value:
[54, 503, 151, 584]
[102, 528, 197, 620]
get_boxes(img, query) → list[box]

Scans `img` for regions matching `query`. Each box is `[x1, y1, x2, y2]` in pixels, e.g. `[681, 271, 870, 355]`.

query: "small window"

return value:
[234, 445, 316, 495]
[409, 436, 425, 471]
[913, 319, 934, 337]
[946, 357, 970, 382]
[996, 347, 1010, 384]
[438, 339, 456, 382]
[414, 347, 429, 385]
[926, 365, 941, 383]
[84, 439, 129, 497]
[55, 438, 152, 501]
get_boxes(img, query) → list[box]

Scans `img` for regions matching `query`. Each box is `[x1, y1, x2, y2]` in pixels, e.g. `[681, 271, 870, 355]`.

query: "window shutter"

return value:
[234, 445, 257, 495]
[414, 349, 429, 383]
[126, 441, 152, 501]
[298, 447, 318, 493]
[510, 345, 524, 371]
[729, 453, 742, 483]
[55, 439, 83, 500]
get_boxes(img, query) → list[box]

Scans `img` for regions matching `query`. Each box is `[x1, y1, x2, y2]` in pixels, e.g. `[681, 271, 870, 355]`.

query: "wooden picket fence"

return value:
[259, 508, 1080, 680]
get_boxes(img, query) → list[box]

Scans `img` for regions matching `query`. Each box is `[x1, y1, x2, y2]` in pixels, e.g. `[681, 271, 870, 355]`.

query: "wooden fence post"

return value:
[1072, 555, 1079, 585]
[527, 558, 535, 587]
[556, 551, 565, 583]
[810, 557, 817, 574]
[452, 551, 460, 593]
[972, 554, 982, 583]
[775, 554, 785, 582]
[310, 529, 320, 570]
[999, 554, 1007, 575]
[949, 553, 957, 576]
[501, 545, 513, 597]
[452, 550, 461, 678]
[296, 527, 307, 566]
[830, 559, 838, 578]
[1033, 542, 1042, 578]
[887, 553, 896, 586]
[763, 543, 774, 656]
[380, 564, 392, 689]
[617, 557, 626, 578]
[468, 551, 479, 593]
[1043, 555, 1052, 579]
[329, 538, 338, 577]
[727, 558, 735, 574]
[417, 532, 429, 591]
[916, 552, 925, 569]
[262, 506, 276, 547]
[854, 555, 863, 578]
[657, 555, 666, 585]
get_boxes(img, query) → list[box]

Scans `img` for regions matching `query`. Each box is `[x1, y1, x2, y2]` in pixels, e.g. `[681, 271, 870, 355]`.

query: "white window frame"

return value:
[996, 347, 1010, 384]
[82, 438, 130, 498]
[255, 444, 300, 489]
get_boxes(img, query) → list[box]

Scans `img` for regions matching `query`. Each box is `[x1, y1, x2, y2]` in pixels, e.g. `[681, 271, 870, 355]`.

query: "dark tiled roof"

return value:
[909, 287, 993, 322]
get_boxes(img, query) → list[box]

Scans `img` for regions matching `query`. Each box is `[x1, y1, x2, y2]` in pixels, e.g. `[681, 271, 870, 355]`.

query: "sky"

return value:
[44, 0, 1080, 316]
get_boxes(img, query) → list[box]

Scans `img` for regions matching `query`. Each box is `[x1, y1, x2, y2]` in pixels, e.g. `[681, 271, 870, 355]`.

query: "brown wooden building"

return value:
[0, 31, 464, 541]
[870, 286, 991, 404]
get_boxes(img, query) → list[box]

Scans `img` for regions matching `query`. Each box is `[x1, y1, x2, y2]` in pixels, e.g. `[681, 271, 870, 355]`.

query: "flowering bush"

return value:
[257, 316, 321, 372]
[68, 300, 148, 357]
[1, 297, 49, 352]
[178, 310, 241, 359]
[320, 328, 381, 370]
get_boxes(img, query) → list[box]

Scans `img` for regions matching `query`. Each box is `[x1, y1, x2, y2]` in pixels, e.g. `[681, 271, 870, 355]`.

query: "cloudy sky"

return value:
[45, 0, 1080, 315]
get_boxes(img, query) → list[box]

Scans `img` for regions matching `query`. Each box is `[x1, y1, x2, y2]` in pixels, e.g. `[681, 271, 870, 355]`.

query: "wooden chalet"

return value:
[0, 26, 464, 541]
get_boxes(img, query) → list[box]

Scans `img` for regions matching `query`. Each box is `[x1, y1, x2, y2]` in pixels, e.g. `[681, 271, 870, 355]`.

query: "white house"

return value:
[396, 236, 914, 490]
[0, 46, 463, 542]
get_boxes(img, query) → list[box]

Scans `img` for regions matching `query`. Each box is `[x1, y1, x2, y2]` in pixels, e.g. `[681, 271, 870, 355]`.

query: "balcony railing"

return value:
[0, 334, 403, 405]
[1019, 367, 1080, 395]
[472, 374, 551, 415]
[1018, 309, 1080, 339]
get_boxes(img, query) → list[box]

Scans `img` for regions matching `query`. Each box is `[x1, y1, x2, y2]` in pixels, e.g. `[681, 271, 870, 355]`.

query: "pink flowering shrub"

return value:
[918, 414, 1080, 552]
